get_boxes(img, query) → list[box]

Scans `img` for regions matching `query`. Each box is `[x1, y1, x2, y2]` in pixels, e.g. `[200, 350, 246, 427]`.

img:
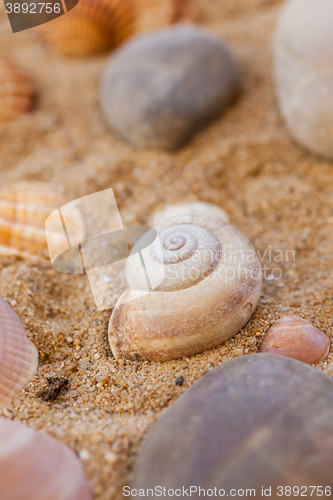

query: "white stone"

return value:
[275, 0, 333, 158]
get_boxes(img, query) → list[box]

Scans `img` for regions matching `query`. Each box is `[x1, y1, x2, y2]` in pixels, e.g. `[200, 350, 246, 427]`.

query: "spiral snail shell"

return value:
[109, 214, 262, 361]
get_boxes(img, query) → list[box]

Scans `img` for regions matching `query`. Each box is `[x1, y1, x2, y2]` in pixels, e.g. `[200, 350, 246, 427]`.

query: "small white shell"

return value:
[0, 298, 38, 408]
[0, 418, 92, 500]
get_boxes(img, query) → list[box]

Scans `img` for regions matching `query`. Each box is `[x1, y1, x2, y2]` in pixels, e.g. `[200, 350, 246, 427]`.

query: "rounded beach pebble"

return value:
[132, 354, 333, 492]
[100, 24, 240, 151]
[275, 0, 333, 159]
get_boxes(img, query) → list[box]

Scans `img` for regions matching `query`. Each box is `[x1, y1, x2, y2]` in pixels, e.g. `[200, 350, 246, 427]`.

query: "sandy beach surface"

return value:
[1, 0, 333, 498]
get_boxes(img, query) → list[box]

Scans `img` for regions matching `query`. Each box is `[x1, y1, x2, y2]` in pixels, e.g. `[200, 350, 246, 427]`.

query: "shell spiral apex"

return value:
[0, 418, 92, 500]
[0, 298, 38, 408]
[109, 214, 262, 362]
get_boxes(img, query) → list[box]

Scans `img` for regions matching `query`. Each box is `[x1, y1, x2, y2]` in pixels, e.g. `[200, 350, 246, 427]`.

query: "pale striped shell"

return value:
[0, 299, 38, 408]
[0, 58, 36, 121]
[0, 418, 92, 500]
[0, 182, 84, 258]
[41, 0, 187, 56]
[259, 315, 330, 364]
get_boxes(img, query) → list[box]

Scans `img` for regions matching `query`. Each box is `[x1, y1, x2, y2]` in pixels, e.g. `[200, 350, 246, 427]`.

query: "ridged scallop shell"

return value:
[259, 315, 330, 364]
[0, 299, 38, 408]
[109, 215, 262, 361]
[41, 0, 136, 56]
[0, 58, 36, 121]
[0, 182, 84, 257]
[41, 0, 187, 56]
[0, 418, 92, 500]
[150, 202, 229, 226]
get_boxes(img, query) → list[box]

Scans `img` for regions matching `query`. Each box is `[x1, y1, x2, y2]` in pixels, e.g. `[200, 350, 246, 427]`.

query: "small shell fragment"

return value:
[259, 315, 330, 364]
[0, 298, 38, 408]
[0, 58, 36, 121]
[0, 417, 92, 500]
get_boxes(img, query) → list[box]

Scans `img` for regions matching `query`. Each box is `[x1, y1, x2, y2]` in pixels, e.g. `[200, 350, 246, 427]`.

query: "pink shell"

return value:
[259, 314, 330, 364]
[0, 418, 92, 500]
[0, 298, 38, 407]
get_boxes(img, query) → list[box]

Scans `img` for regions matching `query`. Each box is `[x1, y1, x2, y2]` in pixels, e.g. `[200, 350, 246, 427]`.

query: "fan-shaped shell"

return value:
[150, 201, 229, 227]
[0, 182, 84, 257]
[0, 418, 92, 500]
[0, 299, 38, 408]
[41, 0, 187, 56]
[109, 215, 262, 361]
[259, 315, 330, 364]
[0, 58, 36, 121]
[41, 0, 135, 56]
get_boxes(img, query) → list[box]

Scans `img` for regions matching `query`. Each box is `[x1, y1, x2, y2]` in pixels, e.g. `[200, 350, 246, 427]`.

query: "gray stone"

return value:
[275, 0, 333, 159]
[100, 25, 239, 151]
[132, 354, 333, 496]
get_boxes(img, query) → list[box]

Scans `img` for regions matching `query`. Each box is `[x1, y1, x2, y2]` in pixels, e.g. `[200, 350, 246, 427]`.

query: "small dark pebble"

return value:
[175, 376, 184, 386]
[37, 377, 69, 402]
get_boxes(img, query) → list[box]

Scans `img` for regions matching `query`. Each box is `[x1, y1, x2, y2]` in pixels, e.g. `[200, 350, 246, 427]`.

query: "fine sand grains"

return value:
[1, 0, 333, 499]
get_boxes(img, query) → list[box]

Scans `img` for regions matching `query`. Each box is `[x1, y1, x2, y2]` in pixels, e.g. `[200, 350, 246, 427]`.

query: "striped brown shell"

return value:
[41, 0, 188, 56]
[0, 299, 38, 408]
[0, 58, 36, 121]
[0, 182, 84, 258]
